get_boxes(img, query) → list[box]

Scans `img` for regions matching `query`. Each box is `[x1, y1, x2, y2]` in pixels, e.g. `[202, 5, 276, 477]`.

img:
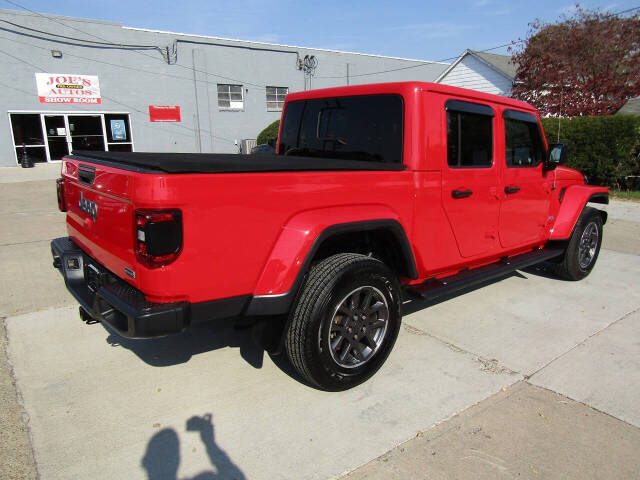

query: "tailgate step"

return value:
[408, 248, 564, 302]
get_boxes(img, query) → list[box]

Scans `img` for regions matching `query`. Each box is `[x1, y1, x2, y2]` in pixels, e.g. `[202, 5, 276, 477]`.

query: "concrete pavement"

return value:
[343, 381, 640, 480]
[0, 169, 638, 479]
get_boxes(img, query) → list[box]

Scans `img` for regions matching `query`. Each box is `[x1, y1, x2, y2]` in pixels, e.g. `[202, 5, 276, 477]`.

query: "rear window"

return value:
[278, 94, 403, 164]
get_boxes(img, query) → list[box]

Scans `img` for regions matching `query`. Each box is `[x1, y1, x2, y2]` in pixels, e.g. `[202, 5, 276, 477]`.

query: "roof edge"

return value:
[123, 26, 450, 65]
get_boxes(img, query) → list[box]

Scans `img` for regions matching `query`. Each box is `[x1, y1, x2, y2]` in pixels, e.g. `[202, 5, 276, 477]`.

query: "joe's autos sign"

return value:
[36, 73, 101, 104]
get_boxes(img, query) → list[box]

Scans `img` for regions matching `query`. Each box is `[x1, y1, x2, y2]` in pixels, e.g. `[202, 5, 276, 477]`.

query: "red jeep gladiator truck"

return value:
[52, 82, 608, 390]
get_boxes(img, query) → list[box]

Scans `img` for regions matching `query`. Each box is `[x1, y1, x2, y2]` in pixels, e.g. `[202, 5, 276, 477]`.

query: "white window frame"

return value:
[217, 84, 244, 111]
[266, 86, 288, 111]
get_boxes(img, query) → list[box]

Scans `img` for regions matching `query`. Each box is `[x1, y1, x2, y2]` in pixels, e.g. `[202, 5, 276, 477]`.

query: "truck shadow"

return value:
[104, 317, 264, 368]
[142, 413, 246, 480]
[103, 316, 316, 388]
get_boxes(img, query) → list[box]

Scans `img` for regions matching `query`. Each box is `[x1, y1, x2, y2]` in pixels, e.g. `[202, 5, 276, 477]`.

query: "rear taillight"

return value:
[135, 209, 183, 268]
[56, 178, 66, 212]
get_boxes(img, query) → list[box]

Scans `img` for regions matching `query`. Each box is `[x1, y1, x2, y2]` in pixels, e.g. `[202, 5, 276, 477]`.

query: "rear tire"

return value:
[285, 253, 402, 391]
[555, 207, 603, 281]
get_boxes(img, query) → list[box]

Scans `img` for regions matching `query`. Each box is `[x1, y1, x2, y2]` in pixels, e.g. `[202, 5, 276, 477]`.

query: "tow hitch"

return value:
[79, 306, 99, 325]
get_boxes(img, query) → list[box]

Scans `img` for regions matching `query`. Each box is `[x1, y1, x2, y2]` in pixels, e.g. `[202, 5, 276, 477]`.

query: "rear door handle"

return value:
[451, 189, 473, 199]
[504, 186, 521, 194]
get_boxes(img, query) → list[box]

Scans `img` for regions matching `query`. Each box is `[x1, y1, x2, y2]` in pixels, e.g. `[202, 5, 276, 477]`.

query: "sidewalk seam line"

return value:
[526, 305, 640, 381]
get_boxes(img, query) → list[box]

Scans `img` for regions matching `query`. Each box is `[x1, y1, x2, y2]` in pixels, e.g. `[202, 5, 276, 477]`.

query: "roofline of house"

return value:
[435, 49, 514, 83]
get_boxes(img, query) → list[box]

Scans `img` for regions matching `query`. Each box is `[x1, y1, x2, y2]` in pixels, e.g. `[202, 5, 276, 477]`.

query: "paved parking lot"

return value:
[1, 164, 639, 479]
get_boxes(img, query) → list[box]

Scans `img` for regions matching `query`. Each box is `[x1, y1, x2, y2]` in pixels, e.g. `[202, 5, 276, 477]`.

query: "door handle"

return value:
[504, 186, 521, 194]
[451, 189, 473, 199]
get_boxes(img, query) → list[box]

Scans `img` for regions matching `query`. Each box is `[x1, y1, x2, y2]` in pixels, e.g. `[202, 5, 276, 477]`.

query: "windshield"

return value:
[278, 94, 403, 164]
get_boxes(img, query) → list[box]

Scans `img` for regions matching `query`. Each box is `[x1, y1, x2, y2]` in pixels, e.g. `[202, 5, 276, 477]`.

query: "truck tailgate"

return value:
[61, 158, 137, 287]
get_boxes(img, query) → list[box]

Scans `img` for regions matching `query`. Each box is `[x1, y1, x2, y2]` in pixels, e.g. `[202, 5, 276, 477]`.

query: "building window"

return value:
[217, 84, 243, 110]
[266, 86, 288, 111]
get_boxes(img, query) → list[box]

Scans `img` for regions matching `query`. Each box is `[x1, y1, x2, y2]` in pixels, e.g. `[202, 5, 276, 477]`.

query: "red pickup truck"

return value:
[52, 82, 608, 390]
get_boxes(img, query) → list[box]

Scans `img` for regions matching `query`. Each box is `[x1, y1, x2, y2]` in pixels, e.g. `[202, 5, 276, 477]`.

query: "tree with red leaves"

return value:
[511, 7, 640, 116]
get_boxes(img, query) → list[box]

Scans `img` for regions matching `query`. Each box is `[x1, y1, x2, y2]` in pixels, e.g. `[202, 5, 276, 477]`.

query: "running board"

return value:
[408, 248, 564, 302]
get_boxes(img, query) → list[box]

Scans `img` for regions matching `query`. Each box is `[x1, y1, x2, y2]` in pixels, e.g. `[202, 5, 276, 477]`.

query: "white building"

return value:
[436, 49, 517, 96]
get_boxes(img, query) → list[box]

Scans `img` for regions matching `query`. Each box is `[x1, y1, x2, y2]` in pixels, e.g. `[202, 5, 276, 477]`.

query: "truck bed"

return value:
[70, 151, 404, 174]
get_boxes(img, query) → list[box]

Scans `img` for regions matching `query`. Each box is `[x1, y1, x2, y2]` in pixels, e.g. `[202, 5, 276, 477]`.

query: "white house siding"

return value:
[439, 55, 512, 96]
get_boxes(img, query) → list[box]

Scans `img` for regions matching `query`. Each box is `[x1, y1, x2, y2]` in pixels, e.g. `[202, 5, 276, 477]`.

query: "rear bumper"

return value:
[51, 237, 249, 338]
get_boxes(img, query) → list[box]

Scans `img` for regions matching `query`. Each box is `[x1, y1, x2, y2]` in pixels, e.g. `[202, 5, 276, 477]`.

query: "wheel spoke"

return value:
[331, 334, 346, 351]
[338, 304, 355, 317]
[339, 342, 352, 362]
[366, 301, 386, 315]
[363, 331, 377, 348]
[350, 290, 361, 311]
[360, 290, 374, 310]
[368, 319, 386, 330]
[350, 341, 365, 360]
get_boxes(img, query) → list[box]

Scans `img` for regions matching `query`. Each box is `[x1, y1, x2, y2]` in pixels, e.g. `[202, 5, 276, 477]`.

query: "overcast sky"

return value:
[2, 0, 638, 61]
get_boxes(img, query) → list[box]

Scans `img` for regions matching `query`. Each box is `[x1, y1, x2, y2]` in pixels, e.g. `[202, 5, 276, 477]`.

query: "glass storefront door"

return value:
[44, 115, 70, 160]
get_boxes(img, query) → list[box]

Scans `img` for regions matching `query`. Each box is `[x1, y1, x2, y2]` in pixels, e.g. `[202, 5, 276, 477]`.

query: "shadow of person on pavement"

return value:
[104, 316, 264, 368]
[142, 413, 246, 480]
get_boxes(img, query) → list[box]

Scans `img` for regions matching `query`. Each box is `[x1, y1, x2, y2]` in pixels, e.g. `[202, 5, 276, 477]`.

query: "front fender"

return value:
[251, 205, 409, 298]
[550, 185, 609, 240]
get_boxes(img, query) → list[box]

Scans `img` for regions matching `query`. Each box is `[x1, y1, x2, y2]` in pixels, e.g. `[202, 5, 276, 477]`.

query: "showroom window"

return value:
[217, 84, 244, 110]
[266, 86, 288, 111]
[8, 112, 133, 164]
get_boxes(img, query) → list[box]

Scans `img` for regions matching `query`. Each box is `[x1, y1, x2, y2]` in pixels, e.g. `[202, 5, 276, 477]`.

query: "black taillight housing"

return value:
[135, 209, 183, 268]
[56, 178, 66, 212]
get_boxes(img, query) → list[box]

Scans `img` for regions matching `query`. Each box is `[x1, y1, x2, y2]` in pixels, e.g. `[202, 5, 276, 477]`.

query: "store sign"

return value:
[149, 105, 181, 122]
[35, 73, 101, 104]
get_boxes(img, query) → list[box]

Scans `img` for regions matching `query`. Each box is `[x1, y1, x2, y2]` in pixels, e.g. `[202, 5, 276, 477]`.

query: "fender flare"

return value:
[550, 185, 609, 240]
[246, 205, 416, 316]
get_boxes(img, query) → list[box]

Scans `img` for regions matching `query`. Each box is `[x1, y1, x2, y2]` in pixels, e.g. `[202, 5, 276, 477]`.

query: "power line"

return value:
[0, 46, 237, 144]
[0, 31, 267, 92]
[315, 6, 640, 80]
[0, 17, 163, 50]
[1, 0, 270, 89]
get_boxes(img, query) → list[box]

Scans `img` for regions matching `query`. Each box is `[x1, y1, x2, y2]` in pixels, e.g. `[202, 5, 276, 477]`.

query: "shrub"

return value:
[540, 115, 640, 187]
[256, 120, 280, 146]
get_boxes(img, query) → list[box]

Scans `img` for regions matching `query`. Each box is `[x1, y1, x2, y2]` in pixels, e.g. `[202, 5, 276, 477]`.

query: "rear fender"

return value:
[246, 205, 414, 315]
[550, 185, 609, 240]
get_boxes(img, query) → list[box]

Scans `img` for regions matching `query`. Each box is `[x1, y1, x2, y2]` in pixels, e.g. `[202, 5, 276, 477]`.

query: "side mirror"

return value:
[545, 143, 567, 171]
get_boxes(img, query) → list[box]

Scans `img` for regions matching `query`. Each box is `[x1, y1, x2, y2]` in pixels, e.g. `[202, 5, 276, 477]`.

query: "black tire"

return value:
[555, 207, 603, 281]
[285, 253, 402, 391]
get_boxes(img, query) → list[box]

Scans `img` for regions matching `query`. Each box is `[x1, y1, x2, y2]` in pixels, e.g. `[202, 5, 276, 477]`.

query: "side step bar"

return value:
[407, 248, 564, 302]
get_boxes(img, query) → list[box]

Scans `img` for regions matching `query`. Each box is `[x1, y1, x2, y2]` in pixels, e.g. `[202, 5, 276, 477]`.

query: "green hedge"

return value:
[256, 120, 280, 146]
[540, 115, 640, 188]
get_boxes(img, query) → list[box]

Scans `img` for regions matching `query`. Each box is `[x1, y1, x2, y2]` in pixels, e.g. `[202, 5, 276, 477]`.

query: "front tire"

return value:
[285, 253, 402, 391]
[555, 207, 603, 280]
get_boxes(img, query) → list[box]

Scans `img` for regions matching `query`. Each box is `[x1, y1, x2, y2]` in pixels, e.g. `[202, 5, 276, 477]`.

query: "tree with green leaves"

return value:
[511, 6, 640, 116]
[256, 120, 280, 146]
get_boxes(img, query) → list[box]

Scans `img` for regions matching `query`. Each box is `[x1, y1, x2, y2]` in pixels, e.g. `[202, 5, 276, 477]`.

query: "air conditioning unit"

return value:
[240, 139, 257, 154]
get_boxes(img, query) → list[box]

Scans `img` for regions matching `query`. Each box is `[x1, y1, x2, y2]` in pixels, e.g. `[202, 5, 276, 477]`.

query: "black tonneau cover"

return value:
[70, 151, 404, 174]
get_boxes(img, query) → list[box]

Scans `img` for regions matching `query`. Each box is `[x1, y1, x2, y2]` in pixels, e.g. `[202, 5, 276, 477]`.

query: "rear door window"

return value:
[278, 94, 403, 164]
[445, 100, 494, 168]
